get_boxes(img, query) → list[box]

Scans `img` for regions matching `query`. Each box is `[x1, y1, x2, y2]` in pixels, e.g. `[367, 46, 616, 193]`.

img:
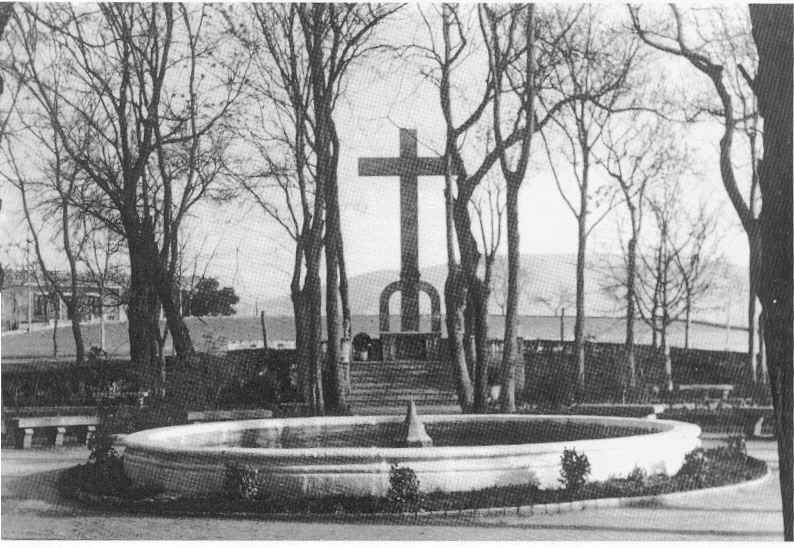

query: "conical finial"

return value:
[397, 399, 433, 447]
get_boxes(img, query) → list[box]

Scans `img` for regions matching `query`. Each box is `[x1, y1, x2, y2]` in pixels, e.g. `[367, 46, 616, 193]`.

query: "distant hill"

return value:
[1, 314, 750, 361]
[261, 253, 747, 326]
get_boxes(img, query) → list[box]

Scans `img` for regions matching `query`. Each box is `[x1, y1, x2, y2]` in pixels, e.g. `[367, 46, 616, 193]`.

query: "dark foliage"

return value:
[184, 277, 239, 317]
[560, 448, 591, 492]
[387, 465, 423, 512]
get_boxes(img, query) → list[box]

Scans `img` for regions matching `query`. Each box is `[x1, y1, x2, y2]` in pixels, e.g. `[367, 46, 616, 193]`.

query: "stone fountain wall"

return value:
[122, 415, 701, 497]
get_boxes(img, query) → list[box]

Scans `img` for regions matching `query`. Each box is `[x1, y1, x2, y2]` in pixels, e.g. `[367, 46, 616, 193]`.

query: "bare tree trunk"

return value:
[127, 240, 161, 390]
[445, 265, 474, 411]
[292, 289, 311, 405]
[750, 5, 793, 539]
[684, 293, 692, 350]
[625, 237, 638, 389]
[463, 299, 476, 385]
[61, 197, 85, 366]
[336, 231, 352, 406]
[337, 235, 352, 332]
[574, 205, 587, 396]
[471, 279, 490, 412]
[324, 222, 343, 413]
[99, 279, 106, 351]
[155, 264, 193, 357]
[306, 265, 324, 415]
[748, 226, 762, 383]
[444, 172, 474, 411]
[52, 310, 58, 358]
[500, 184, 520, 412]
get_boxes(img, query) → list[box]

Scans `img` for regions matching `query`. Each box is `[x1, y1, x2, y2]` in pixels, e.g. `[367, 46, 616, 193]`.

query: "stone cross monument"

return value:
[358, 129, 444, 349]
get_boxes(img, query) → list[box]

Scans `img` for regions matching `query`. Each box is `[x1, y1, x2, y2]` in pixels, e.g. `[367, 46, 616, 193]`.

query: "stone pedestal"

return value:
[381, 332, 441, 361]
[395, 400, 433, 447]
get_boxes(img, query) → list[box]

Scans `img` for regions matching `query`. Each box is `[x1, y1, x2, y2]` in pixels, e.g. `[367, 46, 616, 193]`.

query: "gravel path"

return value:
[1, 437, 785, 540]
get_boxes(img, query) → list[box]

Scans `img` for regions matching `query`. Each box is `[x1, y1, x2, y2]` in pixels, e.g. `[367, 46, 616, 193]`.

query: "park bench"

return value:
[677, 383, 734, 405]
[187, 409, 273, 423]
[9, 415, 100, 449]
[569, 403, 668, 419]
[2, 406, 97, 447]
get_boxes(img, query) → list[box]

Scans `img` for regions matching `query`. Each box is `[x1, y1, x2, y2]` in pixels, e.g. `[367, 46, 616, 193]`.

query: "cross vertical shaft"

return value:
[399, 129, 420, 332]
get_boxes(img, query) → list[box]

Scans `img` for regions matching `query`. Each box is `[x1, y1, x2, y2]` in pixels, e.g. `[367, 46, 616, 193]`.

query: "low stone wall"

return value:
[123, 415, 700, 497]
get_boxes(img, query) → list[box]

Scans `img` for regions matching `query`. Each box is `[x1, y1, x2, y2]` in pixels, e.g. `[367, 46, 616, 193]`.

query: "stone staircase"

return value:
[348, 360, 461, 414]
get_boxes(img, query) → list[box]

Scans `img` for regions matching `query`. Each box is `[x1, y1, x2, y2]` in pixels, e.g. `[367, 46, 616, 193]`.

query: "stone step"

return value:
[348, 397, 459, 407]
[352, 404, 462, 416]
[349, 360, 458, 411]
[348, 386, 459, 395]
[350, 367, 451, 375]
[351, 380, 452, 391]
[350, 362, 447, 371]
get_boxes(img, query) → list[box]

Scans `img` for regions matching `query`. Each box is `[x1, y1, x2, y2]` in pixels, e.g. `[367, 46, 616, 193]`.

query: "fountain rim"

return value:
[122, 414, 701, 461]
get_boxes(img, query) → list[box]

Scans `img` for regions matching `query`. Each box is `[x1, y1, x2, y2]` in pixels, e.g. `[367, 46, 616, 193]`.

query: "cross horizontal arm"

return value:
[358, 157, 447, 177]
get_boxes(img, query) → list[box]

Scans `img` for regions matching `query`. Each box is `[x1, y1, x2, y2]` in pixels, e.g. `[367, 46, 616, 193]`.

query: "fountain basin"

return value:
[122, 414, 700, 497]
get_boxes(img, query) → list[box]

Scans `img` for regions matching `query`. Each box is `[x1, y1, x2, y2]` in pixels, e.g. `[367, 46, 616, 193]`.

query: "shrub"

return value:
[223, 463, 273, 501]
[559, 448, 591, 492]
[725, 435, 747, 459]
[387, 464, 423, 512]
[677, 448, 710, 488]
[626, 466, 647, 486]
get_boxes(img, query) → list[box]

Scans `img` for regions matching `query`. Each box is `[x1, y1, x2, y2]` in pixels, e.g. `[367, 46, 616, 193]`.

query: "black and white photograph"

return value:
[0, 1, 791, 541]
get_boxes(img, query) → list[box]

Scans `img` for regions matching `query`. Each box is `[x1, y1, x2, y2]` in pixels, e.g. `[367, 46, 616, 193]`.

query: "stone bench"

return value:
[10, 415, 100, 449]
[187, 409, 273, 423]
[677, 384, 734, 403]
[570, 403, 668, 420]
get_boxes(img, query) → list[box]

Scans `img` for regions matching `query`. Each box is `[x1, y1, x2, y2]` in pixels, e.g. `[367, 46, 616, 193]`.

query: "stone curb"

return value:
[66, 466, 771, 521]
[417, 466, 773, 518]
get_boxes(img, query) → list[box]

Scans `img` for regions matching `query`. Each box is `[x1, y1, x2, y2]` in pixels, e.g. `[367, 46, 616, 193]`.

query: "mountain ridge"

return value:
[258, 252, 747, 326]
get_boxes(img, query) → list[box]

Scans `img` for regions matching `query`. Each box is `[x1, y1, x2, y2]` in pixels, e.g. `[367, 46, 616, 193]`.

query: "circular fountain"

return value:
[123, 406, 701, 498]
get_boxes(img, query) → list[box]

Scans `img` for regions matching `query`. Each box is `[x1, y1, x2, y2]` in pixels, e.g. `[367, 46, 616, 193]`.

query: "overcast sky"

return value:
[0, 4, 755, 314]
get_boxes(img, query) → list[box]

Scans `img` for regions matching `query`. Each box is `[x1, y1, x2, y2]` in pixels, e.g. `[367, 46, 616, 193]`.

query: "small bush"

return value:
[224, 463, 273, 501]
[559, 448, 591, 492]
[626, 466, 647, 486]
[387, 464, 423, 512]
[677, 448, 710, 488]
[725, 435, 747, 459]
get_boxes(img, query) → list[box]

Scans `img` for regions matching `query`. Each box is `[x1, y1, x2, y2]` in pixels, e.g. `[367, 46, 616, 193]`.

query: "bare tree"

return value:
[634, 184, 722, 390]
[79, 218, 124, 354]
[419, 4, 591, 411]
[747, 5, 792, 539]
[471, 167, 505, 407]
[227, 3, 399, 415]
[598, 117, 682, 392]
[3, 110, 88, 365]
[629, 4, 764, 384]
[5, 4, 245, 390]
[478, 3, 536, 412]
[542, 7, 638, 396]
